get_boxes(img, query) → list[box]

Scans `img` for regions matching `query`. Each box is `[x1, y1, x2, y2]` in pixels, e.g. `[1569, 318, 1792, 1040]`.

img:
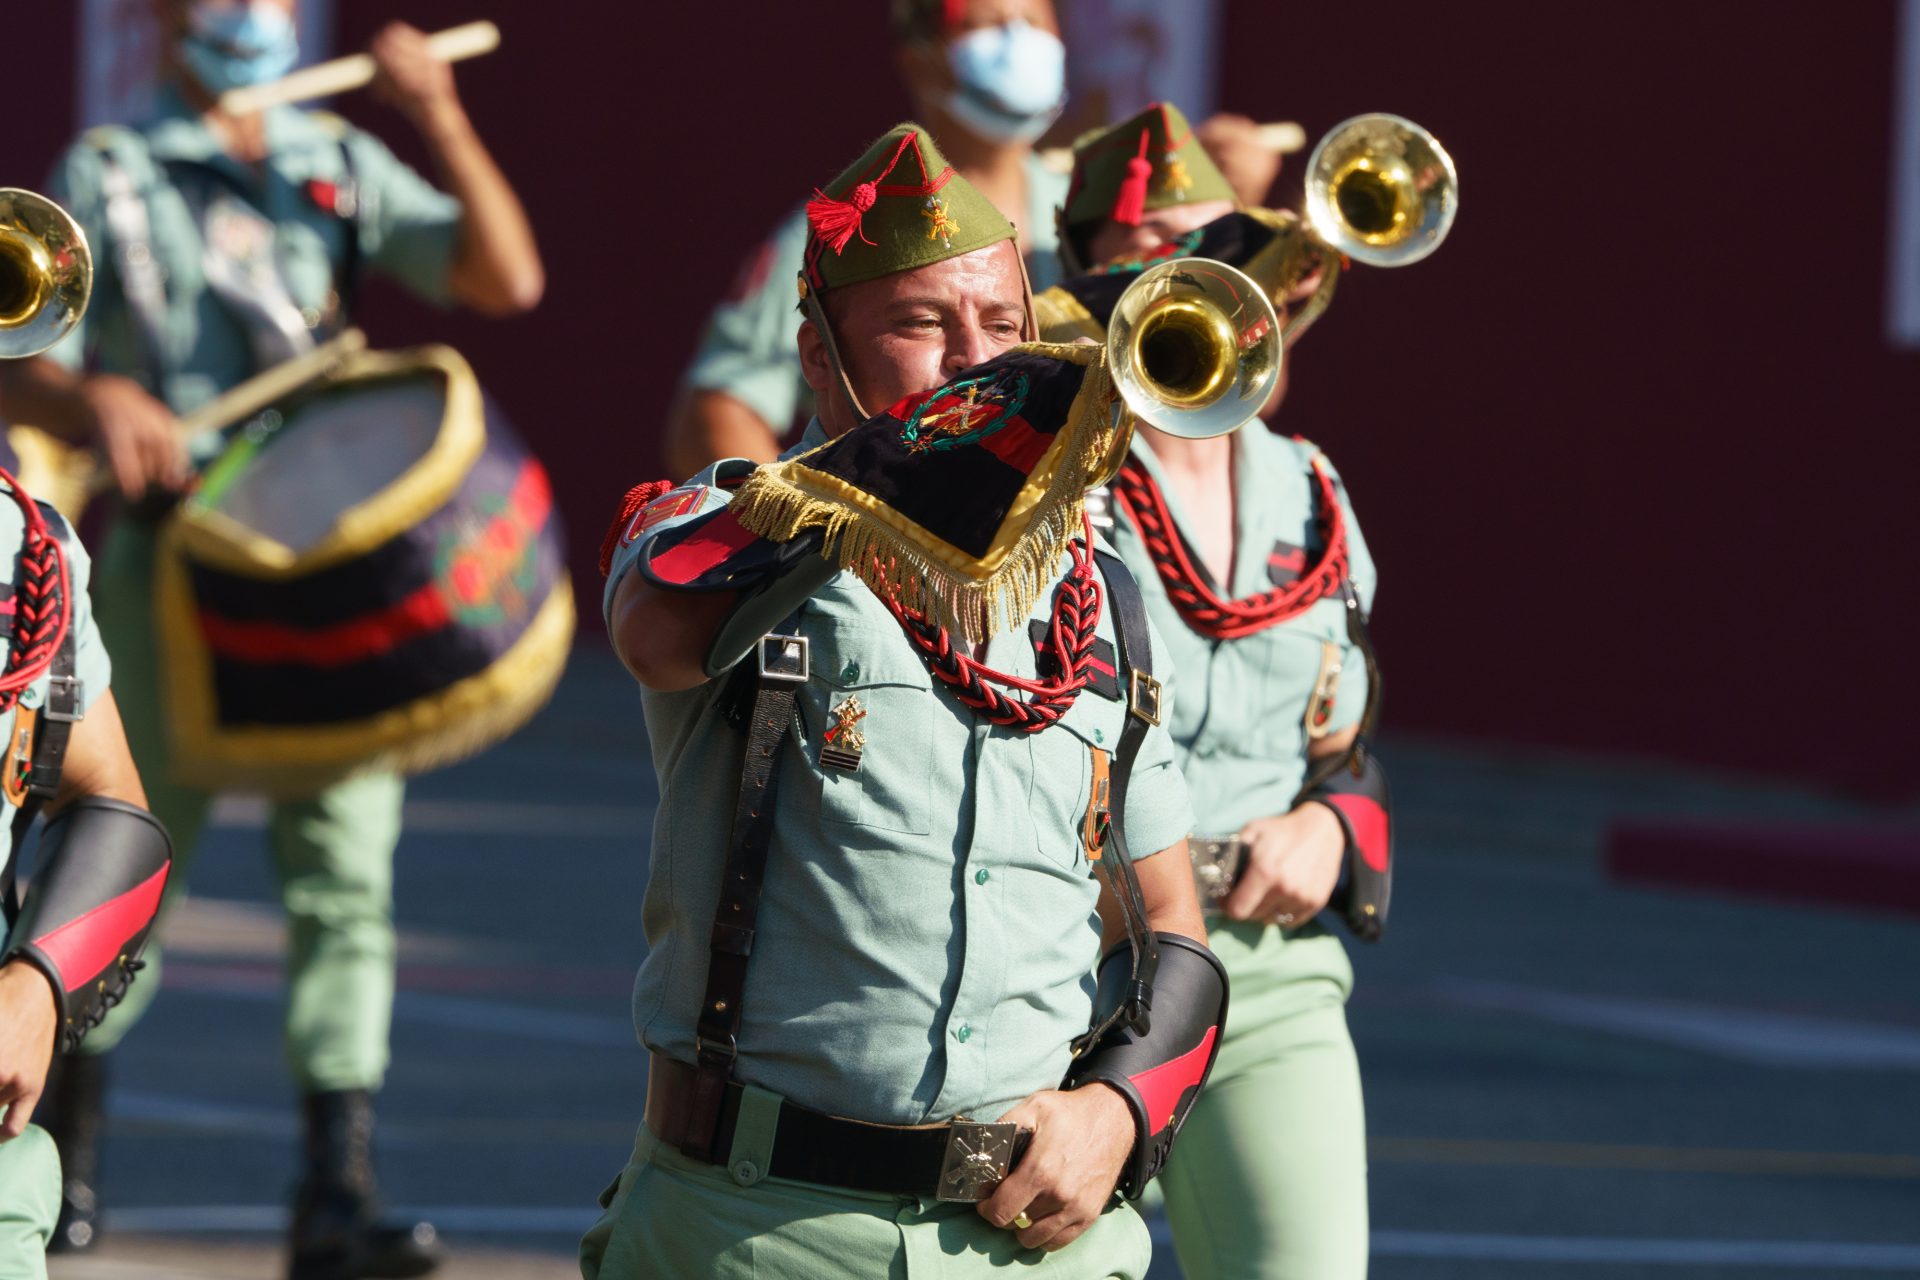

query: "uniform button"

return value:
[842, 661, 860, 681]
[975, 868, 991, 885]
[730, 1159, 759, 1185]
[954, 1023, 972, 1043]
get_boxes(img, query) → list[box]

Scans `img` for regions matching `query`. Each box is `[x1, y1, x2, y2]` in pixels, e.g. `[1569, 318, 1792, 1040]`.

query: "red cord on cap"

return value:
[807, 132, 920, 256]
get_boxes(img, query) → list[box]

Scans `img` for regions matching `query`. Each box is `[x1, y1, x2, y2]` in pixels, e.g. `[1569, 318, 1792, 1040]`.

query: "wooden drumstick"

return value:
[1040, 119, 1307, 173]
[218, 21, 501, 116]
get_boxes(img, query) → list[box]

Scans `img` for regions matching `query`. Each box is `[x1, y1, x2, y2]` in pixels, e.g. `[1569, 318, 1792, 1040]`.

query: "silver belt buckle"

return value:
[756, 633, 810, 683]
[937, 1119, 1019, 1202]
[1189, 835, 1244, 914]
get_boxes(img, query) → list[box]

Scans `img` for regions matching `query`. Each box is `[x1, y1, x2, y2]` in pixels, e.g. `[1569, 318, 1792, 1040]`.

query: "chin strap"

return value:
[5, 798, 172, 1052]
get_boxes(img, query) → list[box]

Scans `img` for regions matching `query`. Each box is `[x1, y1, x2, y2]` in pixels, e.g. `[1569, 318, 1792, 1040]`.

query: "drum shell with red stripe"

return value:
[155, 345, 574, 797]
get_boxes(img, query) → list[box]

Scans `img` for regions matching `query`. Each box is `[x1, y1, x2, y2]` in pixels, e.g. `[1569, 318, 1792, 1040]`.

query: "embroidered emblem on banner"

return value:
[1092, 227, 1204, 276]
[899, 374, 1030, 455]
[623, 486, 704, 545]
[820, 695, 868, 772]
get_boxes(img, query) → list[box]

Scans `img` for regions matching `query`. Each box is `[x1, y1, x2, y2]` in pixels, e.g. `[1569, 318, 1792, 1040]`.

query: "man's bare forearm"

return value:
[665, 389, 783, 478]
[419, 101, 544, 315]
[0, 358, 94, 443]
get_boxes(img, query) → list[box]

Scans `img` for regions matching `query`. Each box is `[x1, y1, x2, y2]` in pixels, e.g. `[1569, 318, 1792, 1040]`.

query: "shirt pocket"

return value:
[801, 625, 933, 836]
[1248, 618, 1342, 757]
[1024, 692, 1125, 870]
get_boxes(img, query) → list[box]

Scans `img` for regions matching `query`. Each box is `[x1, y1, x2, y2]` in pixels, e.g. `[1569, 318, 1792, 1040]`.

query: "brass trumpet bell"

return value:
[1303, 113, 1458, 268]
[1108, 257, 1282, 442]
[0, 189, 92, 360]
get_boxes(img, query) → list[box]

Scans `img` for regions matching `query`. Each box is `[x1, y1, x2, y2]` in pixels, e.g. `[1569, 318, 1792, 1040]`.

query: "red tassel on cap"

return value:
[1111, 130, 1153, 226]
[807, 181, 880, 255]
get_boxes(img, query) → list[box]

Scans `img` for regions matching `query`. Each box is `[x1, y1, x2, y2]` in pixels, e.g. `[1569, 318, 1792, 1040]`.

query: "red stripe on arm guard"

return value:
[1061, 933, 1228, 1199]
[1305, 751, 1394, 942]
[4, 798, 172, 1052]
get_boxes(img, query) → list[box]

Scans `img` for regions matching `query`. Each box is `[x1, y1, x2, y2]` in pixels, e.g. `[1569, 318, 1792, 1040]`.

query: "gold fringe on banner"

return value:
[729, 343, 1116, 645]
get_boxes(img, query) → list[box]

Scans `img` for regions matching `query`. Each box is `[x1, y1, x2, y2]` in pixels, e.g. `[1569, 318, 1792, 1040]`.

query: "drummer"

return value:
[0, 4, 542, 1276]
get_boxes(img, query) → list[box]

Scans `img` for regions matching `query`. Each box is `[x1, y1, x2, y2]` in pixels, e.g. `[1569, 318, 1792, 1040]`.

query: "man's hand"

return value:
[368, 23, 462, 128]
[977, 1084, 1133, 1252]
[82, 374, 187, 501]
[1222, 803, 1345, 925]
[0, 960, 59, 1140]
[1198, 112, 1284, 208]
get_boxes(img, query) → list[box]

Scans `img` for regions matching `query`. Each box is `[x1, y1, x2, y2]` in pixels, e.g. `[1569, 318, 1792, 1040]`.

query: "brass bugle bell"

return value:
[1282, 113, 1458, 344]
[1090, 255, 1282, 483]
[0, 189, 93, 360]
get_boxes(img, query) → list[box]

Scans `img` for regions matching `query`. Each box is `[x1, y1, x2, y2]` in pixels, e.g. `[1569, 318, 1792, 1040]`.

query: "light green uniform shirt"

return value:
[1106, 428, 1376, 836]
[0, 495, 112, 879]
[604, 422, 1193, 1126]
[43, 87, 462, 454]
[681, 156, 1071, 435]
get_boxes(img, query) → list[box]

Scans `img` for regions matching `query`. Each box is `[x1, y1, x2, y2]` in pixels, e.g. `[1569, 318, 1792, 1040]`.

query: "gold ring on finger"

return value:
[1011, 1213, 1033, 1230]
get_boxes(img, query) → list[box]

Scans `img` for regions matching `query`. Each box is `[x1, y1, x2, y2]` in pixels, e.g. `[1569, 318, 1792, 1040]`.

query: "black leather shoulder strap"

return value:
[682, 614, 808, 1162]
[1085, 550, 1161, 1039]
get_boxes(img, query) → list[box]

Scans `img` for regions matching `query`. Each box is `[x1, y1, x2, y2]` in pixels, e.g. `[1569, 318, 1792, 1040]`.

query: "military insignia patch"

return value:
[820, 695, 868, 772]
[923, 194, 960, 247]
[1160, 152, 1193, 200]
[898, 373, 1031, 455]
[623, 485, 705, 546]
[1267, 539, 1308, 587]
[1028, 619, 1122, 700]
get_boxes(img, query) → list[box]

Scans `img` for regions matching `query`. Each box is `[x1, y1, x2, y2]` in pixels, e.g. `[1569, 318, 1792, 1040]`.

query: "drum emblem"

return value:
[437, 490, 540, 627]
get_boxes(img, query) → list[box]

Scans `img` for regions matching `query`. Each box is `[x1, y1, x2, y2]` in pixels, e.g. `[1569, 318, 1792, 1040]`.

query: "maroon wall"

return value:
[11, 4, 1917, 796]
[1214, 2, 1918, 795]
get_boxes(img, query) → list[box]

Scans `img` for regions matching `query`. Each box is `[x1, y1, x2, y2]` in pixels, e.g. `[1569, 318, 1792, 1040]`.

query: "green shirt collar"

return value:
[144, 83, 344, 168]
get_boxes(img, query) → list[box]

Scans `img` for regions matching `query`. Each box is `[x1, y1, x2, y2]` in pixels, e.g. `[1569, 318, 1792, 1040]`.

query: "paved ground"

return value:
[41, 646, 1920, 1279]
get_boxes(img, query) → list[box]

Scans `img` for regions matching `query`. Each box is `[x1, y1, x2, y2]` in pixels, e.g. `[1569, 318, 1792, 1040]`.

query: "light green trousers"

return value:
[1153, 921, 1368, 1280]
[0, 1125, 58, 1280]
[581, 1087, 1153, 1280]
[82, 517, 402, 1091]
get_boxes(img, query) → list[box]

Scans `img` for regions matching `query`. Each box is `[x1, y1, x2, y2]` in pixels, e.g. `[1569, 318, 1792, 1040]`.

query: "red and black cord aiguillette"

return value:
[0, 469, 71, 715]
[1054, 211, 1281, 328]
[1111, 456, 1348, 641]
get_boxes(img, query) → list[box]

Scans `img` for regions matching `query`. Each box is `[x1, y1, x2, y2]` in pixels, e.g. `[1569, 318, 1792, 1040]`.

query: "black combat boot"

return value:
[288, 1089, 442, 1280]
[39, 1051, 108, 1253]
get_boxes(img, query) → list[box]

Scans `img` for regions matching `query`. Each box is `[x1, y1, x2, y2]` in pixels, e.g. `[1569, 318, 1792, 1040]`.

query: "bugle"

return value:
[0, 189, 92, 361]
[1087, 256, 1283, 485]
[1281, 113, 1459, 344]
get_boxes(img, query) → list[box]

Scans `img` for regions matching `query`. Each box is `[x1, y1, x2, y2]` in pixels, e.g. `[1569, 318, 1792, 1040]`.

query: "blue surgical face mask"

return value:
[942, 18, 1067, 145]
[180, 3, 300, 94]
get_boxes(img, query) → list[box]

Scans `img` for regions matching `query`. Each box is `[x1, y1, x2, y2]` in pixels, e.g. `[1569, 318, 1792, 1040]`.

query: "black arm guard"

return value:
[1061, 932, 1228, 1199]
[4, 798, 172, 1052]
[639, 509, 837, 678]
[1306, 750, 1393, 943]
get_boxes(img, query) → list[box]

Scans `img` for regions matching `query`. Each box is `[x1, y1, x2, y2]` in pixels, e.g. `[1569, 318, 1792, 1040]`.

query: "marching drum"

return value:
[156, 343, 573, 796]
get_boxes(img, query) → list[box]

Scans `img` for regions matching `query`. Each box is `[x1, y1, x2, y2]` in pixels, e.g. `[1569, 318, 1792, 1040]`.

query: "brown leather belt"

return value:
[644, 1053, 1028, 1202]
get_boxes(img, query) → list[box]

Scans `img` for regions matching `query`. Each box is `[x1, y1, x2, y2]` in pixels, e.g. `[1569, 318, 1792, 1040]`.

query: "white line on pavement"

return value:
[1435, 978, 1920, 1071]
[105, 1210, 1920, 1268]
